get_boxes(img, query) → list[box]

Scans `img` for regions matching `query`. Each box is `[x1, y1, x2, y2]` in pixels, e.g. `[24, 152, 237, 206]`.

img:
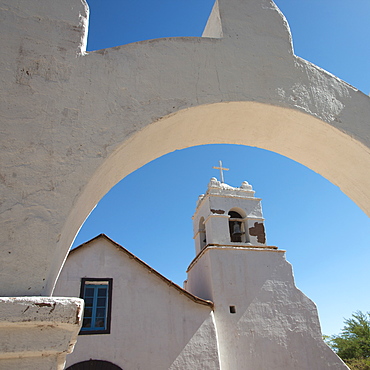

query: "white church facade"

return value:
[54, 178, 348, 369]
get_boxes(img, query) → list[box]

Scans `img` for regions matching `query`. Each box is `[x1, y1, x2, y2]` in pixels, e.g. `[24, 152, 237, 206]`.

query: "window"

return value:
[229, 305, 236, 314]
[79, 278, 112, 335]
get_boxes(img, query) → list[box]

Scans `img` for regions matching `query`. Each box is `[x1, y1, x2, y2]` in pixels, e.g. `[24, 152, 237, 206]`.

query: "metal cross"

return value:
[213, 160, 229, 183]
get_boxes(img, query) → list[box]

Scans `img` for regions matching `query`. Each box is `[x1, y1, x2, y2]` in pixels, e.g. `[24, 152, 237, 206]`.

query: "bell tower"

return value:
[192, 177, 268, 255]
[185, 178, 344, 369]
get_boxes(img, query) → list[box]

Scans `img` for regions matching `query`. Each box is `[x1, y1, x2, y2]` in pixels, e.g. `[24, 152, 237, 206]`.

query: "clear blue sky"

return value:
[73, 0, 370, 336]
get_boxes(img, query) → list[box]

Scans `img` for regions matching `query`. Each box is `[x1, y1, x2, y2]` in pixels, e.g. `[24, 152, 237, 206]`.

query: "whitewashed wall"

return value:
[0, 0, 369, 298]
[1, 0, 368, 367]
[54, 236, 220, 369]
[186, 247, 348, 369]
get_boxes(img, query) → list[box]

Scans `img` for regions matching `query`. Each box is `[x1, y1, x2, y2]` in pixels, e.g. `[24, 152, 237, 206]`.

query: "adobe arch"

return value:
[1, 1, 369, 368]
[53, 101, 370, 293]
[1, 0, 370, 300]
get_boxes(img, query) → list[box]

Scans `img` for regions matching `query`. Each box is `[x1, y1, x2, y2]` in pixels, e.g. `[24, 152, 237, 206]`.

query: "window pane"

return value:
[84, 308, 92, 317]
[98, 287, 107, 296]
[97, 297, 106, 306]
[82, 318, 91, 328]
[95, 318, 105, 328]
[84, 287, 94, 297]
[84, 297, 93, 307]
[96, 307, 106, 318]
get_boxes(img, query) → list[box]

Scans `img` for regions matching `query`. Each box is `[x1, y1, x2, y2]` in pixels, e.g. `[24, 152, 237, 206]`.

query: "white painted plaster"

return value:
[0, 297, 83, 369]
[1, 0, 367, 367]
[54, 235, 220, 369]
[169, 313, 221, 370]
[186, 247, 348, 369]
[186, 181, 348, 368]
[1, 0, 370, 299]
[202, 0, 223, 39]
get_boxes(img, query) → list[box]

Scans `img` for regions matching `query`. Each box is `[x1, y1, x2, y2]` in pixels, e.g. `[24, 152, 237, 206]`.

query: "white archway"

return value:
[53, 101, 370, 292]
[2, 0, 369, 300]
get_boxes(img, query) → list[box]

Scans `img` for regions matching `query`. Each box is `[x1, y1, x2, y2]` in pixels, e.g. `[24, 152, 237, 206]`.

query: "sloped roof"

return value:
[69, 234, 213, 308]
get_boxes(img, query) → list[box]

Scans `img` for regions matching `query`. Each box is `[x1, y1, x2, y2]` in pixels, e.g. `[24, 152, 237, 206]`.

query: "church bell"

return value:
[232, 222, 242, 238]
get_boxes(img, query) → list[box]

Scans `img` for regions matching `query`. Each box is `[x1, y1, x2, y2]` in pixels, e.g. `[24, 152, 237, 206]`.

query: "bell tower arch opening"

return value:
[199, 217, 207, 250]
[228, 210, 247, 243]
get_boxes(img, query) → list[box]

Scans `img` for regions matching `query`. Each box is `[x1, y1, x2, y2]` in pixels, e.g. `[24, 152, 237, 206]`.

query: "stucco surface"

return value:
[0, 0, 369, 298]
[54, 236, 220, 369]
[186, 247, 348, 369]
[0, 297, 83, 369]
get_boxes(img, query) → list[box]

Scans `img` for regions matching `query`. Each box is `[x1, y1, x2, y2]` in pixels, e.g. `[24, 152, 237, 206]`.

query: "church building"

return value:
[54, 177, 348, 369]
[1, 0, 369, 367]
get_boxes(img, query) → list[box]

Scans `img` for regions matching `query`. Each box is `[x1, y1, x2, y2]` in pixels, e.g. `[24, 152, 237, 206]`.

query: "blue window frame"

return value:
[79, 278, 112, 335]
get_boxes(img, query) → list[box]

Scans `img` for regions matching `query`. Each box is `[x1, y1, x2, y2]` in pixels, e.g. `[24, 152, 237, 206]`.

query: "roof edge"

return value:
[69, 234, 214, 309]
